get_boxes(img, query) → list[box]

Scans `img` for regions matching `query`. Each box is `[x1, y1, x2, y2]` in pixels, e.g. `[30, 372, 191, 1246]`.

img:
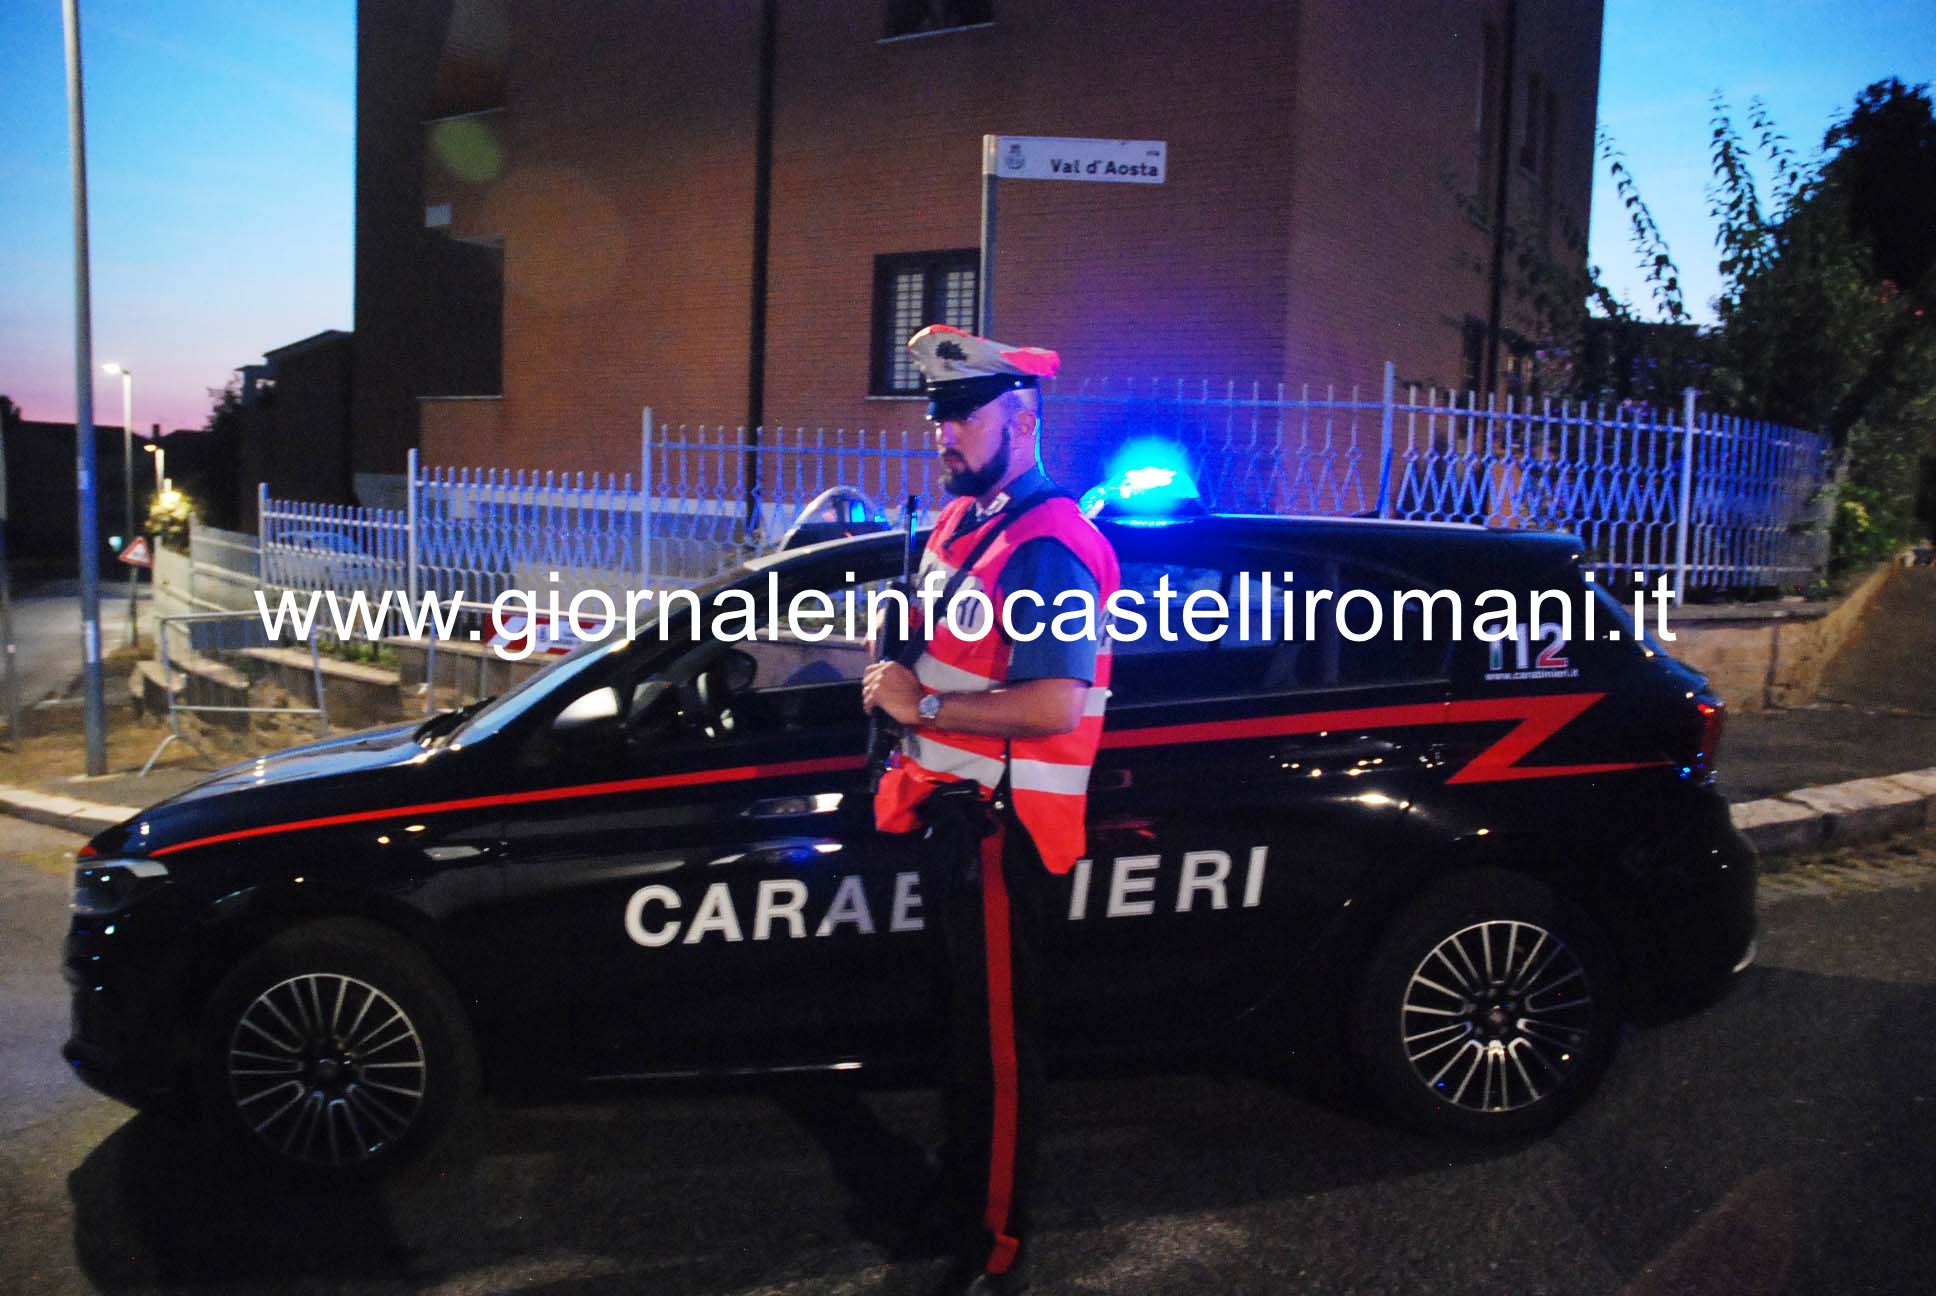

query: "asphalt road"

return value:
[1, 582, 147, 710]
[3, 823, 1933, 1296]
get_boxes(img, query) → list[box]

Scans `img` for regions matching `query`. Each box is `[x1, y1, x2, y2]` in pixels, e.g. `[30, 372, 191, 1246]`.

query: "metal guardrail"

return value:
[142, 611, 329, 775]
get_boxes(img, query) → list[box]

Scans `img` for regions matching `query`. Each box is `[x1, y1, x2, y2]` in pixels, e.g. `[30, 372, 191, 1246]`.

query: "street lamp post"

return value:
[104, 362, 136, 646]
[63, 0, 107, 777]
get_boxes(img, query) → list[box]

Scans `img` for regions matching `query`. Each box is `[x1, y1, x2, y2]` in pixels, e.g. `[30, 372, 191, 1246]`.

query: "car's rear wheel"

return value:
[194, 918, 478, 1178]
[1352, 869, 1621, 1141]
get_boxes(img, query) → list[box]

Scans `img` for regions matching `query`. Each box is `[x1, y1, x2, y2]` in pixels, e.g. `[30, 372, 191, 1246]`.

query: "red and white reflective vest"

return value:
[874, 491, 1121, 875]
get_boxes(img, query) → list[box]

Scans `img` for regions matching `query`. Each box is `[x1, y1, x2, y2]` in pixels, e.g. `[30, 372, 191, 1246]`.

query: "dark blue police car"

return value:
[64, 481, 1754, 1175]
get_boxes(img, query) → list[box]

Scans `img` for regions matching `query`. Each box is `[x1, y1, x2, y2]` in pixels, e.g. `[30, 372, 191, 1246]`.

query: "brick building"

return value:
[353, 0, 1604, 497]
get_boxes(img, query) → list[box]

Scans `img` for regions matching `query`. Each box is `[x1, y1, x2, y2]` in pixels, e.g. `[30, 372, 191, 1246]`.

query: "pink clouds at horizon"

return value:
[4, 373, 221, 436]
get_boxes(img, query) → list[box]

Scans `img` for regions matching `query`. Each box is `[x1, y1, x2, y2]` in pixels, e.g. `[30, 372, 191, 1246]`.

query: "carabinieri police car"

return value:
[63, 468, 1755, 1176]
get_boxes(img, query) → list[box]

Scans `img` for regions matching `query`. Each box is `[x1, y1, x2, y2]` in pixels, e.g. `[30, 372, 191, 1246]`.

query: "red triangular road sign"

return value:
[118, 535, 153, 568]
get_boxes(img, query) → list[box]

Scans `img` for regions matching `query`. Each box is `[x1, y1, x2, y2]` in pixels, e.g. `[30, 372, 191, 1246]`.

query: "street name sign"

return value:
[985, 136, 1167, 184]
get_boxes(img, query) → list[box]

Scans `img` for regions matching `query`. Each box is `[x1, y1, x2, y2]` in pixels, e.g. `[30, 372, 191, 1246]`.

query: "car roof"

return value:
[746, 511, 1585, 581]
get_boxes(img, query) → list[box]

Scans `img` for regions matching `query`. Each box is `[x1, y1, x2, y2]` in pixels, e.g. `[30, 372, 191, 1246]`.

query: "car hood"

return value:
[161, 721, 429, 803]
[86, 721, 440, 858]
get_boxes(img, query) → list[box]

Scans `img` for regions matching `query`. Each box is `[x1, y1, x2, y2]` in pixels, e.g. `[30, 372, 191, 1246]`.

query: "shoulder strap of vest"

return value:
[895, 486, 1066, 666]
[940, 485, 1066, 587]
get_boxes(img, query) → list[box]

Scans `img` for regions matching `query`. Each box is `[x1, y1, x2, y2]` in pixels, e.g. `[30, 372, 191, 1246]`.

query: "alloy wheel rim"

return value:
[1400, 919, 1593, 1114]
[226, 973, 428, 1165]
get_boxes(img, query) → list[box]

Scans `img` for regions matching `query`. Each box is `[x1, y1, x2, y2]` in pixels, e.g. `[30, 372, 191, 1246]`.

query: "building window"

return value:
[1504, 337, 1535, 400]
[1461, 316, 1486, 395]
[885, 0, 993, 40]
[871, 250, 978, 395]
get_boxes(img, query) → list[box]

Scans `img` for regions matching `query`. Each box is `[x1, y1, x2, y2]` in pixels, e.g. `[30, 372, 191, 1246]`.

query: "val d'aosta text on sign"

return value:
[1049, 156, 1161, 178]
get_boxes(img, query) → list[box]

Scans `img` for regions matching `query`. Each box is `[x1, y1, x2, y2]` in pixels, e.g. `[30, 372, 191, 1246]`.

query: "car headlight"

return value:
[72, 859, 171, 916]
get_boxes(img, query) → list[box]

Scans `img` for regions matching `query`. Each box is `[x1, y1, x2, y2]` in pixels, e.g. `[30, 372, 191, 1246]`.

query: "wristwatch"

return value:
[916, 693, 943, 725]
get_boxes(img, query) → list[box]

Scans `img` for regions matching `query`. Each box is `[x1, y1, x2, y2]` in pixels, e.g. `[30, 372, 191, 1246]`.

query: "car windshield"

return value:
[443, 533, 905, 746]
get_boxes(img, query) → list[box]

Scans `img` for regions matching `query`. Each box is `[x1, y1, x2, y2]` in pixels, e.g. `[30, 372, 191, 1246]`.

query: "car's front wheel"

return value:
[195, 918, 479, 1177]
[1352, 869, 1621, 1141]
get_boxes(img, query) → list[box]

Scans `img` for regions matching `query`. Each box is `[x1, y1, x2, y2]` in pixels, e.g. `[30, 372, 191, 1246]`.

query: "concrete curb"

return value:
[1728, 797, 1824, 857]
[0, 785, 144, 839]
[6, 768, 1936, 859]
[1731, 766, 1936, 857]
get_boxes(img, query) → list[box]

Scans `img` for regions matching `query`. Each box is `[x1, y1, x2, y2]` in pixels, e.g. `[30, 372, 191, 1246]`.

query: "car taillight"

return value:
[1689, 700, 1725, 779]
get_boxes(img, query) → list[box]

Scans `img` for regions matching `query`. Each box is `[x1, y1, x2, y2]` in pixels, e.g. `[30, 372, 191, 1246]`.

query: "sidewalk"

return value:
[1721, 567, 1936, 802]
[0, 719, 211, 836]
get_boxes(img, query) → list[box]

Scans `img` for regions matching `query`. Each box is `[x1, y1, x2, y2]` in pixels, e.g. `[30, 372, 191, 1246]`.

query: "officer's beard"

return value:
[943, 427, 1011, 499]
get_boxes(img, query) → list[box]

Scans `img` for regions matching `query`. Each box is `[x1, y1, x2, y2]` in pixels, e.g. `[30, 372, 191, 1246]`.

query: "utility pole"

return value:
[978, 136, 999, 336]
[63, 0, 107, 776]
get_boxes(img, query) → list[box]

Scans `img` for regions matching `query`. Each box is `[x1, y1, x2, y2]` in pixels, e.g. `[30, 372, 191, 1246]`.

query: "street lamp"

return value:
[144, 440, 165, 491]
[102, 361, 136, 646]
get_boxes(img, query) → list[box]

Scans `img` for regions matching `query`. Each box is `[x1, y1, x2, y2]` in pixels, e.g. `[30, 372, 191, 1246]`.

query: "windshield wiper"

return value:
[414, 695, 496, 743]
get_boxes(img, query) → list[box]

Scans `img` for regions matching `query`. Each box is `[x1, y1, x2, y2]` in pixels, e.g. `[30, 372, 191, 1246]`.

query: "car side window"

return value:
[1107, 548, 1452, 706]
[1109, 562, 1222, 659]
[520, 558, 902, 764]
[1106, 559, 1278, 704]
[640, 567, 891, 747]
[1329, 561, 1456, 687]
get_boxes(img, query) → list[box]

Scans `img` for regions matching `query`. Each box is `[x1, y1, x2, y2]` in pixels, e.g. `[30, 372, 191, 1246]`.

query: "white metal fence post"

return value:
[405, 446, 421, 603]
[1673, 387, 1698, 605]
[253, 482, 268, 603]
[1377, 360, 1396, 517]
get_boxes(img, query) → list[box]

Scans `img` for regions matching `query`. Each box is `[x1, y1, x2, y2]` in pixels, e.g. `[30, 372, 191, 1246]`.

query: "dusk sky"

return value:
[0, 0, 354, 434]
[1, 2, 1931, 439]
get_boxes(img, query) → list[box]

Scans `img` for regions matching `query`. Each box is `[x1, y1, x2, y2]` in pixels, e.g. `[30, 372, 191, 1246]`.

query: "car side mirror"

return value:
[551, 685, 623, 746]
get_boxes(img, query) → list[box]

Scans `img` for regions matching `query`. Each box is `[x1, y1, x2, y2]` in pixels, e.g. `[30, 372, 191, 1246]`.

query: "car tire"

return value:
[1351, 869, 1622, 1141]
[194, 917, 479, 1178]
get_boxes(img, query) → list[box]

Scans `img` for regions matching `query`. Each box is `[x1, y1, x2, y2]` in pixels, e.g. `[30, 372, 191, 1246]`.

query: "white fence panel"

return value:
[259, 369, 1832, 610]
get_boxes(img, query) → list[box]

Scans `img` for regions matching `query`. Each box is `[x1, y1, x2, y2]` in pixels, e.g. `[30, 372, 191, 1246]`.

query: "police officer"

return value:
[862, 324, 1121, 1295]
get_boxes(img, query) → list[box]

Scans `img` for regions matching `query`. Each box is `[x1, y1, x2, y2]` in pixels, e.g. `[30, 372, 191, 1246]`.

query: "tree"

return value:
[145, 485, 194, 552]
[1700, 91, 1936, 570]
[1822, 79, 1936, 310]
[196, 378, 246, 530]
[1449, 135, 1713, 409]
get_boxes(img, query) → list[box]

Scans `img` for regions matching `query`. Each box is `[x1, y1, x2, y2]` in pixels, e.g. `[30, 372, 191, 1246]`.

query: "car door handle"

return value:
[707, 839, 847, 869]
[1274, 737, 1400, 763]
[739, 793, 844, 819]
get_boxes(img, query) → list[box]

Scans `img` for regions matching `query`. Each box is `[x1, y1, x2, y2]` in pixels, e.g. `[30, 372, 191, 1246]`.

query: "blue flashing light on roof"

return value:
[1080, 439, 1206, 521]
